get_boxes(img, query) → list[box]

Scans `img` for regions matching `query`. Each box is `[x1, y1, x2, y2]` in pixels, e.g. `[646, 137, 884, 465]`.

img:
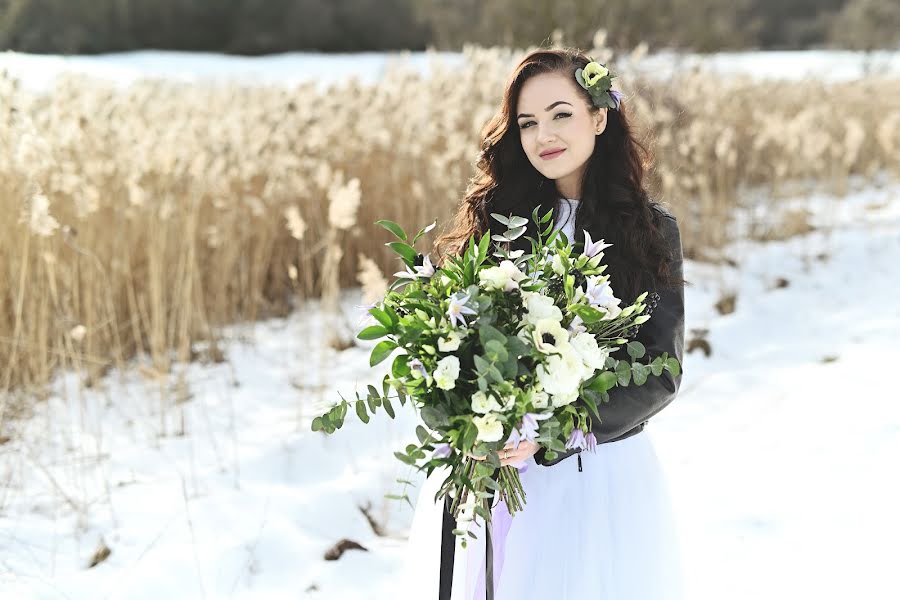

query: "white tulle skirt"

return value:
[397, 429, 684, 600]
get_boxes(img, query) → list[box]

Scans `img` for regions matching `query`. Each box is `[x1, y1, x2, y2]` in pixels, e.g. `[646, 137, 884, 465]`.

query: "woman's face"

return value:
[515, 72, 607, 199]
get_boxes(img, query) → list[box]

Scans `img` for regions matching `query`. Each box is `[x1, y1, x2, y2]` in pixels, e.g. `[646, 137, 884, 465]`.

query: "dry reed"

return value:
[1, 43, 898, 407]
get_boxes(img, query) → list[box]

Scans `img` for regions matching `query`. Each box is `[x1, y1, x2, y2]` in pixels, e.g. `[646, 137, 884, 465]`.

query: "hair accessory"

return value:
[575, 59, 623, 111]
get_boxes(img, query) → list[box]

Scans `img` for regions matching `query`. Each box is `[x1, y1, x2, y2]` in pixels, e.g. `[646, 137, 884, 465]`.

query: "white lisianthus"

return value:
[479, 260, 526, 291]
[550, 253, 566, 275]
[601, 303, 623, 320]
[551, 389, 580, 408]
[473, 413, 504, 442]
[536, 346, 584, 398]
[522, 291, 563, 326]
[570, 331, 610, 372]
[433, 355, 460, 390]
[438, 330, 464, 352]
[531, 318, 570, 355]
[499, 394, 516, 412]
[472, 391, 502, 414]
[530, 389, 550, 409]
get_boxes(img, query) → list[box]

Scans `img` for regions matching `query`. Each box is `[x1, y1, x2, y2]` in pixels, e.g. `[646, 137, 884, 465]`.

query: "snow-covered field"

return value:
[1, 48, 898, 92]
[1, 48, 899, 599]
[2, 178, 899, 599]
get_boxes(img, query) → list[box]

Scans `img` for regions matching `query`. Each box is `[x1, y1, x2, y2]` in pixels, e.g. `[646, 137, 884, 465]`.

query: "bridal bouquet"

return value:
[311, 206, 680, 544]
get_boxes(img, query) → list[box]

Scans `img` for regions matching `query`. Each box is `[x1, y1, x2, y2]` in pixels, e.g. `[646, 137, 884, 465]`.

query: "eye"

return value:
[519, 112, 571, 130]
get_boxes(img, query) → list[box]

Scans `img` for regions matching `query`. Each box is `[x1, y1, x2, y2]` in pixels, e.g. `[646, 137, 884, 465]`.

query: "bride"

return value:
[399, 46, 686, 600]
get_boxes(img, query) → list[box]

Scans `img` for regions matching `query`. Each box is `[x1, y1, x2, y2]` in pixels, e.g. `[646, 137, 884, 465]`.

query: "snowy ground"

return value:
[1, 48, 898, 92]
[1, 179, 899, 599]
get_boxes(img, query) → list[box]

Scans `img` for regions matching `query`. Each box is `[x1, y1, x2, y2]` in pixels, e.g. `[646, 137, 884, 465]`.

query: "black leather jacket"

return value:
[512, 201, 686, 466]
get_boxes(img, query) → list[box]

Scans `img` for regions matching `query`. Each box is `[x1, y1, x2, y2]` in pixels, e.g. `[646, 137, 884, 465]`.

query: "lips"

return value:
[539, 148, 566, 160]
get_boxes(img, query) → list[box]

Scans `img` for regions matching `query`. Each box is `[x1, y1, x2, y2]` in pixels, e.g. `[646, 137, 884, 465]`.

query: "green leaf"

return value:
[369, 306, 393, 328]
[615, 360, 632, 386]
[490, 212, 511, 226]
[311, 416, 324, 431]
[416, 425, 434, 445]
[387, 241, 418, 265]
[508, 216, 528, 228]
[421, 406, 449, 428]
[632, 363, 649, 386]
[593, 370, 618, 392]
[650, 358, 664, 377]
[477, 231, 491, 264]
[391, 354, 410, 379]
[582, 389, 602, 420]
[664, 357, 681, 377]
[376, 219, 408, 242]
[570, 304, 605, 324]
[411, 220, 437, 244]
[383, 397, 395, 418]
[357, 325, 389, 340]
[539, 208, 554, 224]
[462, 421, 478, 450]
[505, 225, 526, 239]
[627, 341, 646, 360]
[394, 451, 417, 466]
[355, 400, 370, 424]
[478, 325, 505, 347]
[484, 339, 508, 362]
[370, 340, 398, 367]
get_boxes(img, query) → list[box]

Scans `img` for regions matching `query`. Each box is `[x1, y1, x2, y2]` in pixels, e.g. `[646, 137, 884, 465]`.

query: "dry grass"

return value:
[1, 43, 898, 405]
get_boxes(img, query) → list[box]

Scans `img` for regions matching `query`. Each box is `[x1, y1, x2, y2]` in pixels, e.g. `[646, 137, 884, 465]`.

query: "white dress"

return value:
[397, 198, 685, 600]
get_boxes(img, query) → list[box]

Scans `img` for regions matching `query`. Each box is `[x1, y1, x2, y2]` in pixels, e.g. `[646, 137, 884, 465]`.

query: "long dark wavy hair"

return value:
[433, 47, 682, 303]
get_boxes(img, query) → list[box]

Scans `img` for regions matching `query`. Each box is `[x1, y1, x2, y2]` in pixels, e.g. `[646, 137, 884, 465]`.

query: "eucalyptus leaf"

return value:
[626, 341, 646, 359]
[355, 400, 370, 424]
[490, 212, 511, 226]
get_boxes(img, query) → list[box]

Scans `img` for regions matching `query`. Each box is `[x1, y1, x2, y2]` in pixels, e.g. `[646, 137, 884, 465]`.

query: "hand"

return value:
[468, 440, 540, 467]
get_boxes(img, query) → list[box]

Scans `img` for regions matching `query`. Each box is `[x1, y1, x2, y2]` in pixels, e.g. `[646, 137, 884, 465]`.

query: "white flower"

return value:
[585, 276, 621, 311]
[473, 413, 504, 442]
[522, 292, 563, 326]
[567, 314, 587, 335]
[472, 391, 502, 414]
[551, 389, 580, 408]
[479, 260, 526, 291]
[570, 331, 610, 373]
[536, 346, 584, 398]
[531, 318, 570, 355]
[499, 394, 516, 412]
[447, 292, 478, 328]
[434, 355, 460, 390]
[438, 330, 464, 352]
[530, 389, 550, 409]
[582, 230, 612, 258]
[457, 494, 478, 524]
[550, 253, 566, 275]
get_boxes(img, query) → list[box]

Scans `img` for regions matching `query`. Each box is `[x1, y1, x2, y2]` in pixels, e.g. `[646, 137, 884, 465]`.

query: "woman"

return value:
[400, 47, 686, 600]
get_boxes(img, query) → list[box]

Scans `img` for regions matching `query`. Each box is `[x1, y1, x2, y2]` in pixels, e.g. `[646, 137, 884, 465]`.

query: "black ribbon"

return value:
[439, 485, 498, 599]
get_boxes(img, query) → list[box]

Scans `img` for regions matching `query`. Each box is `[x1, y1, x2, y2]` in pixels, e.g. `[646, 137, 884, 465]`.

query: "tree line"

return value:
[0, 0, 897, 54]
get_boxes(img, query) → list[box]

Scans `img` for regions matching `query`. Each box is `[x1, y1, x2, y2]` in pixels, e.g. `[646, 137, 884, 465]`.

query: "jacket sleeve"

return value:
[535, 213, 685, 466]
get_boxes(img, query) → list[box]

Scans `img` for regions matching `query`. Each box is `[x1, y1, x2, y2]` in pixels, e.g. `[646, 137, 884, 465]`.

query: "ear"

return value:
[593, 108, 608, 136]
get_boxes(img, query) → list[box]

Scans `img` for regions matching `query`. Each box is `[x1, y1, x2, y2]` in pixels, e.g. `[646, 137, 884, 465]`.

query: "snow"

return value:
[1, 48, 898, 93]
[2, 178, 899, 599]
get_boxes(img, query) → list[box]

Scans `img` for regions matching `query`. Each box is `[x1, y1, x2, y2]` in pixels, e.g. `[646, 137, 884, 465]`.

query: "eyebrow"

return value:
[517, 101, 572, 119]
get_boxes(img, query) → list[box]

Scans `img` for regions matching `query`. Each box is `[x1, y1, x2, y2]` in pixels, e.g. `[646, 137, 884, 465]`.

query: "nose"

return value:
[536, 123, 557, 145]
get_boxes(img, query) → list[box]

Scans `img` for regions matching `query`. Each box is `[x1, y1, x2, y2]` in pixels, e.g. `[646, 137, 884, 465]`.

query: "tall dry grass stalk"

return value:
[1, 44, 898, 406]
